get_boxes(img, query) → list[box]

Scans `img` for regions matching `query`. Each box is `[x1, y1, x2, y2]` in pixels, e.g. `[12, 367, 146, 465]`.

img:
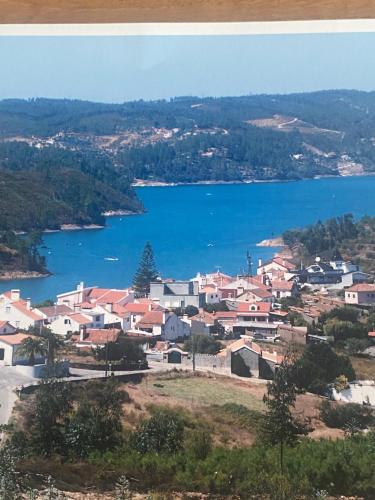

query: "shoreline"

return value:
[131, 172, 374, 188]
[256, 237, 285, 248]
[0, 270, 50, 281]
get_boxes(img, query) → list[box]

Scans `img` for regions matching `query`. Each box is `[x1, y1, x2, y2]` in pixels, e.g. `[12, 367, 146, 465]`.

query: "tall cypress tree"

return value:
[132, 242, 159, 297]
[260, 351, 310, 472]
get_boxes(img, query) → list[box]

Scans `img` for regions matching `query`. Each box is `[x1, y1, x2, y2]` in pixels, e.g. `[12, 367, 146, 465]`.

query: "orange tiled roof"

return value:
[75, 328, 120, 344]
[137, 311, 165, 327]
[0, 333, 34, 345]
[12, 301, 43, 321]
[346, 284, 375, 292]
[68, 313, 92, 325]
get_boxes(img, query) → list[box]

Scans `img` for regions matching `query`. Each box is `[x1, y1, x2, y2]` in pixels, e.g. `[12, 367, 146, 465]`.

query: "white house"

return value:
[37, 304, 73, 324]
[257, 257, 296, 279]
[345, 284, 375, 307]
[270, 280, 298, 299]
[136, 311, 191, 341]
[50, 312, 96, 337]
[0, 290, 44, 330]
[0, 333, 46, 366]
[56, 282, 134, 309]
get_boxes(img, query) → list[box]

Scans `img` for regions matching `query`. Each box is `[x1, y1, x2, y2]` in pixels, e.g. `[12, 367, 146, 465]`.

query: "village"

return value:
[0, 246, 374, 393]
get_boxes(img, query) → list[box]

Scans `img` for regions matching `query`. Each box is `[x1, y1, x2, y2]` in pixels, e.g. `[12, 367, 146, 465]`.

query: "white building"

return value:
[0, 333, 46, 366]
[50, 312, 98, 337]
[0, 290, 44, 330]
[345, 284, 375, 307]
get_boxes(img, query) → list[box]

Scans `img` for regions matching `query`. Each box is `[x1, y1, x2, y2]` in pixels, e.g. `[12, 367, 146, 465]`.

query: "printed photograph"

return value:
[0, 28, 375, 498]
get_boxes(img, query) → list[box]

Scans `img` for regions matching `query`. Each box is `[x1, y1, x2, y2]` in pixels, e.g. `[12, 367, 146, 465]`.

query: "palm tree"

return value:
[17, 337, 47, 366]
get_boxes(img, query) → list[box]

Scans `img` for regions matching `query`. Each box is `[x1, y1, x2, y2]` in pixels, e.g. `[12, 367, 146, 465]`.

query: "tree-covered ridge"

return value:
[282, 214, 375, 273]
[1, 90, 375, 184]
[0, 142, 142, 232]
[0, 230, 47, 274]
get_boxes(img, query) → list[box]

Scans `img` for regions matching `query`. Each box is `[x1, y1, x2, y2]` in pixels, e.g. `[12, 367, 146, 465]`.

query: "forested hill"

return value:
[1, 90, 375, 184]
[283, 214, 375, 274]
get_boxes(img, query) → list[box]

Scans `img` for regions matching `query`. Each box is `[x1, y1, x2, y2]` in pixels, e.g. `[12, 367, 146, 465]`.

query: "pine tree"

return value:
[260, 351, 310, 472]
[132, 242, 158, 297]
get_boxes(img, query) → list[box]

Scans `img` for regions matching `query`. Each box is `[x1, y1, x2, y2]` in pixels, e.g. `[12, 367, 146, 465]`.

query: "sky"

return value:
[0, 32, 374, 102]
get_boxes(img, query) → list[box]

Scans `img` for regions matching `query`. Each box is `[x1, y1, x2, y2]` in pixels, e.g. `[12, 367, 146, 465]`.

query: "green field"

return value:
[150, 374, 265, 411]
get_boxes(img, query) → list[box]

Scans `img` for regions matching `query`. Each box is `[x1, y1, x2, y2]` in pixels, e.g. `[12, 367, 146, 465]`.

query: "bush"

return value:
[183, 334, 222, 355]
[319, 400, 375, 431]
[184, 429, 212, 460]
[131, 411, 184, 454]
[293, 343, 355, 394]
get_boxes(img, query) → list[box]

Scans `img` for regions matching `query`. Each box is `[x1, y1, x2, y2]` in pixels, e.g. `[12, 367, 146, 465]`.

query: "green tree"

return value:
[17, 336, 47, 366]
[132, 242, 158, 297]
[65, 379, 128, 457]
[294, 343, 355, 394]
[260, 353, 310, 472]
[132, 411, 184, 454]
[183, 334, 222, 355]
[32, 380, 73, 456]
[28, 325, 63, 367]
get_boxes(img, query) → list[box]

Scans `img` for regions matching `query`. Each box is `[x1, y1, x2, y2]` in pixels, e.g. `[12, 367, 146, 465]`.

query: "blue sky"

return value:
[0, 33, 374, 102]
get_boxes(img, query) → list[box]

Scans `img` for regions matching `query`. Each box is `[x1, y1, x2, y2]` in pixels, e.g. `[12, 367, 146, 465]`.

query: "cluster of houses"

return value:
[0, 251, 373, 378]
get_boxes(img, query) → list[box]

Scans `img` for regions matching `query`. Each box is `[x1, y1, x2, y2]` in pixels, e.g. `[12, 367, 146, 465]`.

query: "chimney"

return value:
[258, 258, 262, 268]
[77, 281, 84, 291]
[80, 325, 87, 342]
[107, 303, 113, 313]
[10, 289, 20, 301]
[26, 298, 31, 310]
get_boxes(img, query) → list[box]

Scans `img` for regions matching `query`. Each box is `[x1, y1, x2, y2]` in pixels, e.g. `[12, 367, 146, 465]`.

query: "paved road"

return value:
[0, 367, 35, 426]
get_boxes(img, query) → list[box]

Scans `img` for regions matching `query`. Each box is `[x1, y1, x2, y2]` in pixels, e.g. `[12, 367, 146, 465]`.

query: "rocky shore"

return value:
[0, 270, 50, 280]
[256, 237, 285, 247]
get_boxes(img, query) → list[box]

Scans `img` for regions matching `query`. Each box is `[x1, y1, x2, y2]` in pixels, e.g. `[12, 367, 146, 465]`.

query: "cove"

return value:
[1, 175, 375, 303]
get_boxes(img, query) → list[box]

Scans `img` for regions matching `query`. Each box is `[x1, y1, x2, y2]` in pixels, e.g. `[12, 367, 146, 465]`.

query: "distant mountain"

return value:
[1, 90, 375, 187]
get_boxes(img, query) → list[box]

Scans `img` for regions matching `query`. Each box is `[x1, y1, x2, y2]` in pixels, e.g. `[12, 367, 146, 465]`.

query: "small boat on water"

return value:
[104, 257, 119, 261]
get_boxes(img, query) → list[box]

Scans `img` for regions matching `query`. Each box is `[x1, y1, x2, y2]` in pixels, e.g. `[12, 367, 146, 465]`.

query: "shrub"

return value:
[183, 334, 222, 355]
[131, 412, 184, 454]
[184, 429, 212, 460]
[319, 400, 375, 430]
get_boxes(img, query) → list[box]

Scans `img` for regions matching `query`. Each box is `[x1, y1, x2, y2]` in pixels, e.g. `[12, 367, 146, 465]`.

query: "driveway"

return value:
[0, 366, 36, 426]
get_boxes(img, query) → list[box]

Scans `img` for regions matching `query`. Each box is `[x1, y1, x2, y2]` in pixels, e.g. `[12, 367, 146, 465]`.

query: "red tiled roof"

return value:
[346, 284, 375, 292]
[272, 257, 295, 271]
[38, 304, 73, 316]
[124, 303, 152, 314]
[271, 280, 295, 291]
[12, 301, 43, 321]
[88, 288, 130, 304]
[368, 331, 375, 337]
[236, 302, 271, 313]
[137, 311, 165, 327]
[68, 313, 92, 325]
[190, 311, 216, 325]
[72, 328, 120, 344]
[214, 311, 238, 319]
[0, 333, 34, 345]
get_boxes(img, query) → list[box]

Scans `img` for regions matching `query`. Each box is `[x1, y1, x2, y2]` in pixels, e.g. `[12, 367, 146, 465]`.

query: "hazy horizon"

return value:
[0, 33, 375, 103]
[0, 88, 372, 105]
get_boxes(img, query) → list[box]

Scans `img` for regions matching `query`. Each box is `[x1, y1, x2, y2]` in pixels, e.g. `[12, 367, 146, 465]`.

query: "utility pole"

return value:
[246, 251, 253, 277]
[105, 331, 109, 377]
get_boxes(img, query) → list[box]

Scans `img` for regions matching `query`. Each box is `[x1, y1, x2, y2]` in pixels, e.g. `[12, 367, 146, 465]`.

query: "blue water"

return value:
[1, 176, 375, 302]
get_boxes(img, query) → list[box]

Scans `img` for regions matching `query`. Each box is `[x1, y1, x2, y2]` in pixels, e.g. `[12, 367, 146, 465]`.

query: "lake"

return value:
[1, 175, 375, 302]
